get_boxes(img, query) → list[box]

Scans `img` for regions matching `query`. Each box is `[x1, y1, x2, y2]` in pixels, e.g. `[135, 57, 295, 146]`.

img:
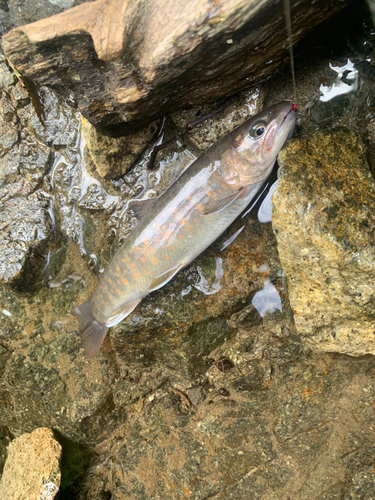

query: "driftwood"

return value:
[2, 0, 351, 137]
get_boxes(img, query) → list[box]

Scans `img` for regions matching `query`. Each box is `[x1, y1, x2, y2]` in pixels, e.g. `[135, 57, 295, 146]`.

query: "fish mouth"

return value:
[279, 102, 296, 136]
[281, 102, 296, 124]
[283, 104, 297, 139]
[260, 102, 296, 159]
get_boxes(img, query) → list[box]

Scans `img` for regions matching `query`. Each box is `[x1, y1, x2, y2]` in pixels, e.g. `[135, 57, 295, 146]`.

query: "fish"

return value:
[72, 101, 296, 357]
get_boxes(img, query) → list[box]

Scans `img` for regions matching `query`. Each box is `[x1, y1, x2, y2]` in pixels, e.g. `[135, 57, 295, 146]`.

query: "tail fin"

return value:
[71, 300, 109, 358]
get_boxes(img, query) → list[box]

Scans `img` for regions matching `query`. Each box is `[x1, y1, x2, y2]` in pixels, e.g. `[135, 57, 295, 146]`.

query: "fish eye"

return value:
[251, 121, 267, 137]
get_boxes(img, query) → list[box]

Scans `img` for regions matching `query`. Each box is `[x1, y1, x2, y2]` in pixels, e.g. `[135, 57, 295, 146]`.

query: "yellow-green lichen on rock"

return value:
[0, 427, 62, 500]
[80, 115, 159, 179]
[272, 130, 375, 356]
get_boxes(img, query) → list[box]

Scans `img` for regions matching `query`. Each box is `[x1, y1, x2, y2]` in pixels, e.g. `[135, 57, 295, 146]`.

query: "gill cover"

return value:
[234, 101, 296, 164]
[221, 102, 296, 189]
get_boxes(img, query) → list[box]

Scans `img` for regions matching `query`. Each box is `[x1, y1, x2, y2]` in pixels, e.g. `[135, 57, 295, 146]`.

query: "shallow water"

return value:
[0, 3, 375, 498]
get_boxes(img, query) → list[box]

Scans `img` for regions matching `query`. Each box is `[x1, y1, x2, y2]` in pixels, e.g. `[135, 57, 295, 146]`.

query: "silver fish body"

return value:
[72, 102, 296, 357]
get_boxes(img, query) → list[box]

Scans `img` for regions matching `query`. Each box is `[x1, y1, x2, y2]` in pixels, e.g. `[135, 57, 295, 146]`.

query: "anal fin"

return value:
[105, 298, 142, 327]
[148, 264, 183, 292]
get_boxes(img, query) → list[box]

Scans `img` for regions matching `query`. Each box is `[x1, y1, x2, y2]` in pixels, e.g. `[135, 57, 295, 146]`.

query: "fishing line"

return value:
[283, 0, 297, 103]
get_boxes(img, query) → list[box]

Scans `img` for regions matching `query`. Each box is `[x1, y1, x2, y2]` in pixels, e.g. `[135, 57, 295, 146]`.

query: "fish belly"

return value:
[90, 173, 264, 326]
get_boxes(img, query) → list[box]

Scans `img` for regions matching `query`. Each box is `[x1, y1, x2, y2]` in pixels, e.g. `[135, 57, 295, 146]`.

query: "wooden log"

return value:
[2, 0, 352, 137]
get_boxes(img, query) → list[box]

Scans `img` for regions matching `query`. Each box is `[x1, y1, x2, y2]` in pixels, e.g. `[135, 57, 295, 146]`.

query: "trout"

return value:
[72, 101, 296, 357]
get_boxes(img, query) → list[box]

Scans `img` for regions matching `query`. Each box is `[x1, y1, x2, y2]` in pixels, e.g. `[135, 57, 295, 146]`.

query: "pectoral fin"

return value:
[202, 186, 249, 215]
[148, 264, 183, 292]
[106, 298, 142, 327]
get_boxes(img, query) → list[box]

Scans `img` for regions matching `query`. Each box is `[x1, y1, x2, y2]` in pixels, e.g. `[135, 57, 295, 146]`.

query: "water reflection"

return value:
[319, 59, 358, 102]
[195, 258, 223, 295]
[251, 279, 282, 317]
[181, 285, 192, 299]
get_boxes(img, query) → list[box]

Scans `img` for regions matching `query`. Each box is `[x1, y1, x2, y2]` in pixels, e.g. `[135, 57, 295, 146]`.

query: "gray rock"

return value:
[0, 193, 57, 291]
[0, 54, 79, 291]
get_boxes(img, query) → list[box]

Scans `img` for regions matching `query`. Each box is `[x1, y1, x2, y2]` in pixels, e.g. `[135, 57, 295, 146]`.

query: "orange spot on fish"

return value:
[181, 220, 185, 225]
[169, 221, 173, 227]
[122, 259, 125, 262]
[194, 219, 198, 223]
[151, 247, 155, 252]
[123, 279, 128, 284]
[185, 205, 189, 210]
[197, 205, 202, 210]
[179, 235, 183, 240]
[117, 289, 120, 293]
[152, 259, 157, 264]
[108, 278, 112, 283]
[134, 274, 138, 278]
[188, 226, 192, 230]
[206, 191, 210, 197]
[156, 238, 160, 242]
[105, 301, 109, 306]
[163, 255, 167, 259]
[109, 296, 113, 300]
[117, 280, 120, 284]
[165, 232, 170, 237]
[213, 173, 217, 177]
[144, 270, 148, 275]
[218, 189, 222, 193]
[187, 195, 191, 200]
[116, 267, 120, 271]
[136, 246, 140, 250]
[132, 263, 136, 268]
[141, 258, 145, 263]
[167, 245, 172, 250]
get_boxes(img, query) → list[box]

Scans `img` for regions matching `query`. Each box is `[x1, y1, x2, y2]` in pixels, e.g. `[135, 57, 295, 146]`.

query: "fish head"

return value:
[222, 101, 296, 188]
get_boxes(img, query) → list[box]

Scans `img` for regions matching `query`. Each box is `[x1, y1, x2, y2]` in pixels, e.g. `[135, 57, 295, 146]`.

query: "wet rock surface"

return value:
[0, 52, 81, 291]
[272, 131, 375, 356]
[0, 2, 374, 499]
[1, 0, 352, 136]
[0, 427, 62, 499]
[76, 345, 375, 500]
